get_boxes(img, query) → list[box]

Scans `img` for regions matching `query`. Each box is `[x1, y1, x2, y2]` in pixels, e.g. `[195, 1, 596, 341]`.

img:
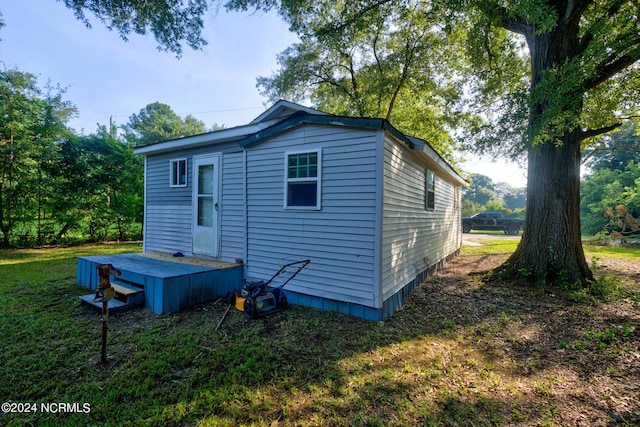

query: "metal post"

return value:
[95, 263, 120, 365]
[101, 300, 109, 365]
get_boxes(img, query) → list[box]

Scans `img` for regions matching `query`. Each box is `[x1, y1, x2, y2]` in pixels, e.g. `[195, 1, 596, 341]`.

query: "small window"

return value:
[285, 150, 321, 209]
[170, 159, 187, 187]
[425, 169, 435, 210]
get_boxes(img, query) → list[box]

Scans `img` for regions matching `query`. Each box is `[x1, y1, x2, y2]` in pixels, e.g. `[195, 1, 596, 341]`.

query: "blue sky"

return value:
[0, 0, 527, 187]
[0, 0, 298, 132]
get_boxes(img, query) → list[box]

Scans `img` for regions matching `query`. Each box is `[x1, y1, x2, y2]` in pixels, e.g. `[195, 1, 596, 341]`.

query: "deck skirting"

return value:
[77, 249, 457, 320]
[285, 249, 459, 321]
[77, 253, 243, 314]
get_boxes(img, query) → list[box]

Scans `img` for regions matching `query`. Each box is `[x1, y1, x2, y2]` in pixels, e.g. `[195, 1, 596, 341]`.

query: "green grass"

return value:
[583, 243, 640, 259]
[462, 238, 520, 255]
[0, 240, 638, 426]
[463, 235, 639, 260]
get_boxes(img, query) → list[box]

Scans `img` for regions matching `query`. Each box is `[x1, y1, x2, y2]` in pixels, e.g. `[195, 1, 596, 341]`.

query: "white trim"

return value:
[373, 129, 384, 309]
[192, 154, 221, 257]
[142, 156, 148, 253]
[250, 100, 328, 124]
[242, 147, 248, 265]
[133, 121, 276, 156]
[169, 158, 188, 187]
[425, 169, 435, 211]
[283, 148, 322, 210]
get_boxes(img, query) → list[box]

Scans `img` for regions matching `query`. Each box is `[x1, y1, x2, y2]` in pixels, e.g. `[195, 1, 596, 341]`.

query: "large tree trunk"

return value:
[501, 130, 594, 286]
[497, 8, 595, 286]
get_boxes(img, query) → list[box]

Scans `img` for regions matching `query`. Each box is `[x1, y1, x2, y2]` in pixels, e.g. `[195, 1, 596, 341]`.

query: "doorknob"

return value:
[215, 202, 219, 211]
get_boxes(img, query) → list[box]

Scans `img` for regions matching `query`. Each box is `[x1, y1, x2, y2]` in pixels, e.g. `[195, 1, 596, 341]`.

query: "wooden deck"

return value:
[77, 253, 243, 314]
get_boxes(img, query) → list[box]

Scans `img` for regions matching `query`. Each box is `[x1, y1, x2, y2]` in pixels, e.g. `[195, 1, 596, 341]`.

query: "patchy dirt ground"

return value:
[73, 238, 638, 426]
[406, 239, 640, 426]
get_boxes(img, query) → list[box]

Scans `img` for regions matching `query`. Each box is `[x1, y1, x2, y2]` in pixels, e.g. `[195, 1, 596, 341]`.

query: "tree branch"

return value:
[578, 0, 625, 55]
[585, 44, 640, 90]
[581, 139, 640, 165]
[316, 0, 394, 36]
[578, 122, 622, 142]
[491, 7, 531, 37]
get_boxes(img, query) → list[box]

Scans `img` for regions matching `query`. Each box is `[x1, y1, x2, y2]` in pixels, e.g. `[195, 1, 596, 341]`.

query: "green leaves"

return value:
[253, 0, 465, 162]
[123, 102, 207, 146]
[62, 0, 209, 56]
[0, 68, 77, 246]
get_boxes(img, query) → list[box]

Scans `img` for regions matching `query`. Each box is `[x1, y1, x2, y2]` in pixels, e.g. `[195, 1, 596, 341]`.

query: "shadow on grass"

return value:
[1, 247, 639, 426]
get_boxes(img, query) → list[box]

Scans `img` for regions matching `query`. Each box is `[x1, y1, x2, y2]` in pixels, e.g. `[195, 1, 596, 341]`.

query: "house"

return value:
[130, 100, 465, 320]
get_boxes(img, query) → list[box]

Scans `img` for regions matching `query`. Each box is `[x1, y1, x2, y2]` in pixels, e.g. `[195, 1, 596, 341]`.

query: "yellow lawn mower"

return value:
[234, 258, 310, 319]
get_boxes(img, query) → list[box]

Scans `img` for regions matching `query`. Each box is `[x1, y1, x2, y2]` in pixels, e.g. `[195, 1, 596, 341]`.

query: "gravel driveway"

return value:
[462, 232, 522, 246]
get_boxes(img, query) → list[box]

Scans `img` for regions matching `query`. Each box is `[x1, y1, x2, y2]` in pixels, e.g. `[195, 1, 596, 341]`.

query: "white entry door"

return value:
[192, 154, 220, 257]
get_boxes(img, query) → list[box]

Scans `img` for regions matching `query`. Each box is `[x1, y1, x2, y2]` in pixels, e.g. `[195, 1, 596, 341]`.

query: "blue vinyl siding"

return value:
[143, 142, 244, 262]
[381, 134, 462, 301]
[245, 125, 379, 307]
[134, 102, 467, 320]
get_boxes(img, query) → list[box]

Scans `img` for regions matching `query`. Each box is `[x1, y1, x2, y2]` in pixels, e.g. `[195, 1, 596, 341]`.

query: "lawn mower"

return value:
[236, 258, 310, 319]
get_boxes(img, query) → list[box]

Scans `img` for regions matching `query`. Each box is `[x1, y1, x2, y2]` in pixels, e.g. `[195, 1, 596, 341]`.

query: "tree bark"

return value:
[501, 130, 594, 286]
[497, 4, 595, 286]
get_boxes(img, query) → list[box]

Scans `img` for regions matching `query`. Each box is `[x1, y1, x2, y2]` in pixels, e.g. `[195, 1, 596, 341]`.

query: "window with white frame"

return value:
[170, 158, 187, 187]
[425, 169, 435, 210]
[285, 150, 321, 209]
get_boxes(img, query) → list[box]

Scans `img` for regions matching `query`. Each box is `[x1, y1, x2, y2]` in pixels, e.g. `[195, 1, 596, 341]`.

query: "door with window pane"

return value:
[192, 154, 220, 257]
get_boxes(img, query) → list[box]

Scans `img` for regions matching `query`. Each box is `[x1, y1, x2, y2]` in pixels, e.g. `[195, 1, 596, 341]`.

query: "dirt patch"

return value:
[71, 245, 639, 425]
[410, 251, 640, 426]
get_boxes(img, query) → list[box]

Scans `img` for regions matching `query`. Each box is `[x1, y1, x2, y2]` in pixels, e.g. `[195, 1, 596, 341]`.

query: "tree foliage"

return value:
[62, 0, 208, 56]
[462, 173, 526, 216]
[457, 1, 640, 157]
[229, 0, 466, 160]
[0, 68, 76, 246]
[0, 67, 147, 247]
[581, 160, 640, 236]
[463, 174, 496, 206]
[583, 120, 640, 172]
[123, 102, 207, 146]
[228, 0, 640, 286]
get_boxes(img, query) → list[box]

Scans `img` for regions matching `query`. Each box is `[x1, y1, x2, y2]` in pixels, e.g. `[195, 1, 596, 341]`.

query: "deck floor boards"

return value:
[79, 253, 229, 279]
[77, 253, 243, 314]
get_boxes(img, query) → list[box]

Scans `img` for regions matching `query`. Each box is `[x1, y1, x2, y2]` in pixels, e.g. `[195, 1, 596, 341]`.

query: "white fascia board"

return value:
[390, 133, 467, 186]
[133, 120, 279, 156]
[249, 99, 328, 124]
[419, 144, 467, 186]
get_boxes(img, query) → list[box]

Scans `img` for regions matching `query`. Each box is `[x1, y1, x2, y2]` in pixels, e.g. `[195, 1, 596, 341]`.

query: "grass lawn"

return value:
[0, 239, 638, 426]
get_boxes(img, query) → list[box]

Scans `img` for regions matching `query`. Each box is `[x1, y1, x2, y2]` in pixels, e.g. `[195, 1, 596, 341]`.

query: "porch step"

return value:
[79, 294, 129, 313]
[79, 281, 145, 313]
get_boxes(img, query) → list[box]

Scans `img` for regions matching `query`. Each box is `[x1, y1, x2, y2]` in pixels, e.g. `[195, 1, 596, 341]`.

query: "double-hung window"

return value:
[425, 169, 435, 210]
[285, 150, 321, 209]
[170, 159, 187, 187]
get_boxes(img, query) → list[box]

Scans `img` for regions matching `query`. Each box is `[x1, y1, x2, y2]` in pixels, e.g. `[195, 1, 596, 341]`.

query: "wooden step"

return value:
[79, 282, 145, 312]
[110, 281, 145, 308]
[111, 282, 142, 296]
[79, 294, 129, 313]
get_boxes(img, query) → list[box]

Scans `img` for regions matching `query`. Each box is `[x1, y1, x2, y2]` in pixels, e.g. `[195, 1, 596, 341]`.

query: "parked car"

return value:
[462, 212, 524, 235]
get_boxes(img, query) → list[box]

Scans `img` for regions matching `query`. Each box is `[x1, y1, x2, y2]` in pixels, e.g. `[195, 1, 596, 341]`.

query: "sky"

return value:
[0, 0, 528, 187]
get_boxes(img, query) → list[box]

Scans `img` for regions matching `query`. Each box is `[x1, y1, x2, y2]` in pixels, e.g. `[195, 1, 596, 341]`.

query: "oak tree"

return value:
[62, 0, 208, 56]
[467, 1, 640, 285]
[229, 0, 640, 286]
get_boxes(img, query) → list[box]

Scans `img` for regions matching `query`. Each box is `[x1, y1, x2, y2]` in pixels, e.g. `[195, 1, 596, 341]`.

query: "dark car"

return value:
[462, 212, 524, 235]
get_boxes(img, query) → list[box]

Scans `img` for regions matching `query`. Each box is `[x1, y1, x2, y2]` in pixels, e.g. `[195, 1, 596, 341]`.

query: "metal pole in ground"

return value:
[101, 300, 109, 365]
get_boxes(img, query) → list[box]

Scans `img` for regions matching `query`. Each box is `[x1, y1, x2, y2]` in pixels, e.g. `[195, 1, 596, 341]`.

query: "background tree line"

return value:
[462, 120, 639, 237]
[1, 62, 637, 249]
[0, 66, 215, 248]
[4, 1, 640, 285]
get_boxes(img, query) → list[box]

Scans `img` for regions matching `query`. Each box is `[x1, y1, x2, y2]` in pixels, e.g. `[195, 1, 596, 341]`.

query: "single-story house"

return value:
[131, 100, 465, 320]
